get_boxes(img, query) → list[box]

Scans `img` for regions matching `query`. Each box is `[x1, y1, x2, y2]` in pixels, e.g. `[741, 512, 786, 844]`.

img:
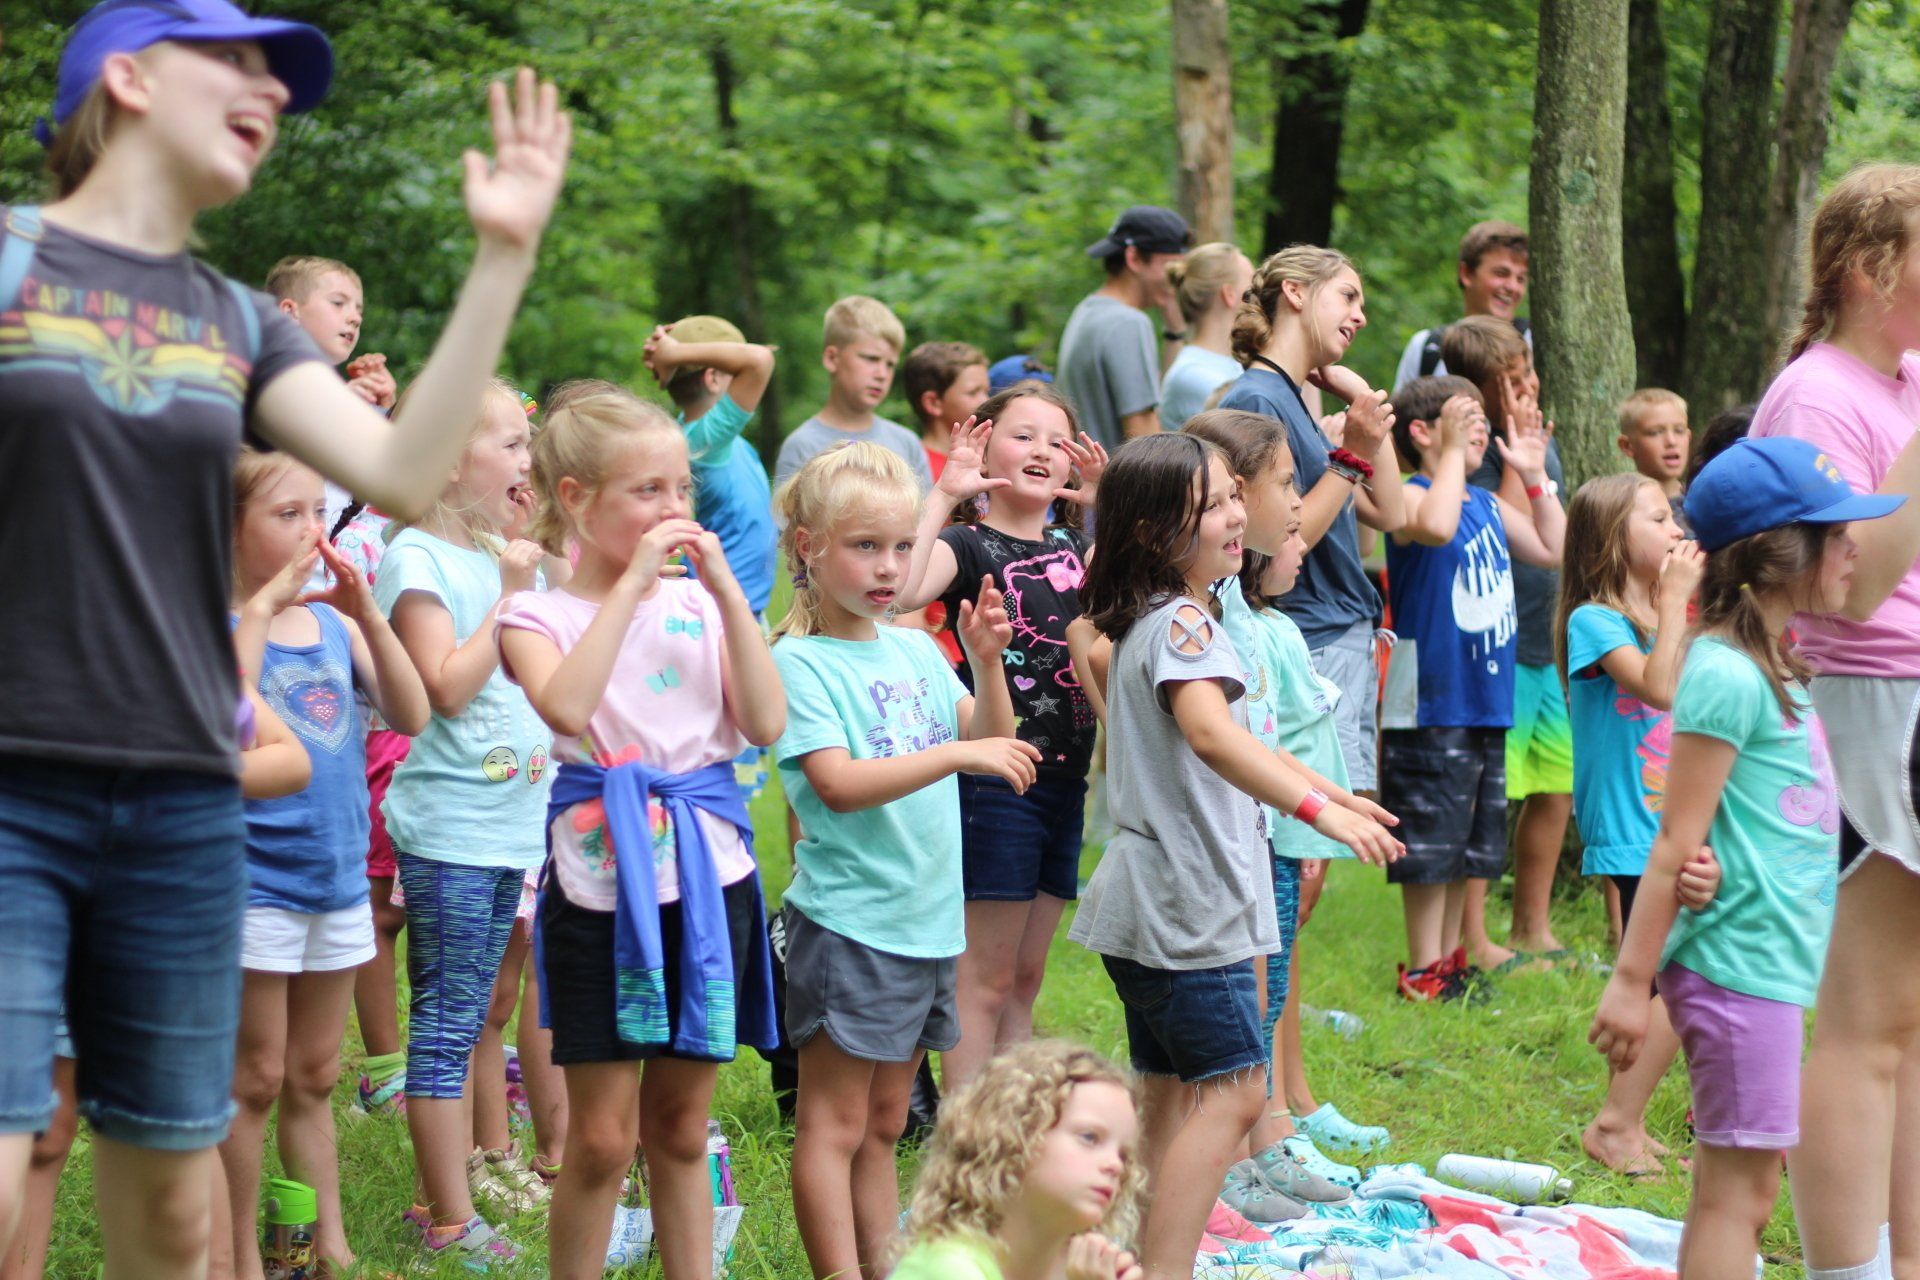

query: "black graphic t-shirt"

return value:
[938, 523, 1096, 779]
[0, 208, 324, 774]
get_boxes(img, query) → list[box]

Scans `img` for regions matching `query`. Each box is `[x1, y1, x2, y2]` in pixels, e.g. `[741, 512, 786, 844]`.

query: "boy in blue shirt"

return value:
[644, 315, 779, 617]
[1380, 376, 1564, 1000]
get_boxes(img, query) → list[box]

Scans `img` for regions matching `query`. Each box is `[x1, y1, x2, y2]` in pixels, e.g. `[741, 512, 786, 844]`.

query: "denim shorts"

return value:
[0, 756, 245, 1149]
[1101, 954, 1267, 1083]
[960, 774, 1087, 901]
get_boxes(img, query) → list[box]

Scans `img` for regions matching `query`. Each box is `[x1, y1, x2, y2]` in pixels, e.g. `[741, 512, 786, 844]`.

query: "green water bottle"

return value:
[261, 1178, 317, 1280]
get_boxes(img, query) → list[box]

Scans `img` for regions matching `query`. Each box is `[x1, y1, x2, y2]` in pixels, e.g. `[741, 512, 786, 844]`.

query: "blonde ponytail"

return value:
[1231, 245, 1354, 366]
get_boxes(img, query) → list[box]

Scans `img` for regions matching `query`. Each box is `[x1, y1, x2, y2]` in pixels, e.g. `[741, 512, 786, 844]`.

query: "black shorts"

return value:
[538, 868, 764, 1065]
[1381, 726, 1508, 885]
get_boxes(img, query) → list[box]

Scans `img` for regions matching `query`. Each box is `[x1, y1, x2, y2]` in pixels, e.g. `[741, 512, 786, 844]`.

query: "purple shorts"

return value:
[1661, 963, 1804, 1150]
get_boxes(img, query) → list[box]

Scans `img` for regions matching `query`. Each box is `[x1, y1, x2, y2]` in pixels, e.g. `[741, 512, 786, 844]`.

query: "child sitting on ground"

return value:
[1616, 388, 1692, 534]
[894, 1040, 1146, 1280]
[774, 296, 931, 491]
[1380, 375, 1562, 1001]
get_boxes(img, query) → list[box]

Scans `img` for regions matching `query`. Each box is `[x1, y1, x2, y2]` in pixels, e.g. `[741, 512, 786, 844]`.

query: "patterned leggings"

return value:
[396, 852, 523, 1099]
[1263, 853, 1302, 1098]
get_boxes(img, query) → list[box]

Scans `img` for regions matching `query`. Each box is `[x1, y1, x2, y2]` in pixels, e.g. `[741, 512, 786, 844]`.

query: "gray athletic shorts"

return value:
[1309, 619, 1380, 791]
[782, 906, 959, 1062]
[1811, 675, 1920, 882]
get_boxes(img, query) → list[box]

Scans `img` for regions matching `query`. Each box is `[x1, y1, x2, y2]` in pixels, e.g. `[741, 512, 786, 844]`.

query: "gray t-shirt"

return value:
[1068, 596, 1278, 969]
[773, 414, 932, 492]
[1058, 293, 1159, 451]
[1469, 435, 1563, 667]
[0, 208, 324, 774]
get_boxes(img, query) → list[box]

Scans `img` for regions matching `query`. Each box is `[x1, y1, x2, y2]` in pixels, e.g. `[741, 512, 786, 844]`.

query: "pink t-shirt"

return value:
[497, 579, 752, 911]
[1752, 343, 1920, 678]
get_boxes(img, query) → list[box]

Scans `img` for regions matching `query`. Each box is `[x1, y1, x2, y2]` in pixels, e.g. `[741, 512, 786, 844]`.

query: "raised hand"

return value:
[252, 531, 321, 617]
[1660, 540, 1706, 605]
[1339, 387, 1396, 459]
[296, 539, 379, 627]
[957, 575, 1014, 663]
[641, 325, 681, 385]
[934, 416, 1011, 508]
[1434, 393, 1482, 455]
[683, 529, 741, 600]
[499, 538, 548, 595]
[1055, 432, 1109, 507]
[463, 67, 573, 253]
[344, 352, 397, 409]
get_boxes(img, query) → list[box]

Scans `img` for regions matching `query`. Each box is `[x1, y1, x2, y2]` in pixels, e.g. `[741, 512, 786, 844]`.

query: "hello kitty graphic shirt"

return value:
[1566, 604, 1670, 877]
[243, 603, 372, 913]
[1660, 637, 1839, 1007]
[937, 524, 1096, 778]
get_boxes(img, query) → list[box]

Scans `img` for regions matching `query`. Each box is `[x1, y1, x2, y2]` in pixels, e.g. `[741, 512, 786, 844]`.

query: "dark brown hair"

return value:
[902, 342, 988, 425]
[959, 381, 1087, 532]
[1081, 433, 1229, 641]
[1438, 315, 1529, 395]
[1691, 523, 1829, 721]
[1388, 374, 1481, 465]
[1458, 220, 1530, 275]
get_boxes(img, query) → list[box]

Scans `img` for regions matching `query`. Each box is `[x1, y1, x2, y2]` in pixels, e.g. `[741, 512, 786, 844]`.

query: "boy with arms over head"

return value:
[266, 255, 396, 538]
[774, 296, 931, 490]
[1381, 375, 1564, 1000]
[1442, 316, 1572, 968]
[1617, 388, 1692, 533]
[643, 314, 780, 616]
[1393, 222, 1531, 390]
[902, 341, 989, 479]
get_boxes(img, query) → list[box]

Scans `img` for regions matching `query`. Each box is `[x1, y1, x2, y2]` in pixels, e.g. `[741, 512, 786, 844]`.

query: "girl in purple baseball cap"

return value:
[0, 2, 570, 1273]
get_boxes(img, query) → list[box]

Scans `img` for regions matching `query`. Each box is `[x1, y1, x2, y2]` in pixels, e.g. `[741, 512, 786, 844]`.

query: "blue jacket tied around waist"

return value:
[537, 759, 777, 1060]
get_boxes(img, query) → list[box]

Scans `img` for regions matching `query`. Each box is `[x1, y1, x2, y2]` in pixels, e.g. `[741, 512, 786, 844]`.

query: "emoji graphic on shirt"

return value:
[482, 746, 520, 782]
[528, 744, 548, 784]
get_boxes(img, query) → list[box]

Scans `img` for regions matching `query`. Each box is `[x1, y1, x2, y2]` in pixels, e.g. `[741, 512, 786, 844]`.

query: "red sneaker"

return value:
[1397, 962, 1451, 1001]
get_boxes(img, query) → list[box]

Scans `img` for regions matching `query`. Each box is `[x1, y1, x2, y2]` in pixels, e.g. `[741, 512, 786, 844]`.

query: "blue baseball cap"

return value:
[1684, 436, 1905, 551]
[988, 354, 1053, 396]
[39, 0, 332, 146]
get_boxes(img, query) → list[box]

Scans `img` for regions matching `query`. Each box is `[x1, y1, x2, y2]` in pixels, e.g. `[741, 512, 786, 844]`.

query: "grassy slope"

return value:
[47, 771, 1801, 1277]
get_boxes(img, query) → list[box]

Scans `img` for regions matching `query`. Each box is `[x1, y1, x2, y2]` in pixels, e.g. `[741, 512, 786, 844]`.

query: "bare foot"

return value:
[1470, 941, 1517, 970]
[1507, 932, 1564, 955]
[1582, 1119, 1664, 1177]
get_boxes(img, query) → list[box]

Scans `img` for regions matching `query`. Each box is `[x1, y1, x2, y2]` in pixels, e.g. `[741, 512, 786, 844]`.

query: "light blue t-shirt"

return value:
[373, 529, 552, 869]
[682, 396, 777, 615]
[1251, 603, 1352, 861]
[773, 626, 970, 958]
[1158, 345, 1243, 432]
[773, 415, 933, 492]
[1659, 638, 1839, 1006]
[1566, 604, 1668, 876]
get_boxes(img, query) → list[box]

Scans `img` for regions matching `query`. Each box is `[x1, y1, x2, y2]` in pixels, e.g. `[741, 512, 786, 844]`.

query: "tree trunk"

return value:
[1171, 0, 1235, 244]
[1760, 0, 1855, 379]
[1684, 0, 1784, 416]
[711, 43, 781, 457]
[1621, 0, 1686, 391]
[1260, 0, 1370, 254]
[1529, 0, 1636, 486]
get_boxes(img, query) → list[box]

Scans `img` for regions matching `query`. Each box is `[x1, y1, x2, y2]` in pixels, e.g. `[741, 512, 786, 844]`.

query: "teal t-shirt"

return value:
[1566, 604, 1669, 876]
[681, 396, 777, 616]
[373, 529, 552, 869]
[890, 1237, 1002, 1280]
[1220, 589, 1349, 861]
[1659, 637, 1838, 1006]
[772, 626, 971, 958]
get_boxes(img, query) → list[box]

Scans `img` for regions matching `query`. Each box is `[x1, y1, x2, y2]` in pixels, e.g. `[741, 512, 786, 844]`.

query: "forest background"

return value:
[3, 0, 1916, 475]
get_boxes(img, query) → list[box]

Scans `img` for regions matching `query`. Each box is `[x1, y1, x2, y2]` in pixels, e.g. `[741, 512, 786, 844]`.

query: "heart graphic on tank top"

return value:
[260, 658, 353, 755]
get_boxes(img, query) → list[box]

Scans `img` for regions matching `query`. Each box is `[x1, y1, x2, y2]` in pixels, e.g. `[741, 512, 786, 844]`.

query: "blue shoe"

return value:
[1298, 1102, 1391, 1154]
[1261, 1133, 1360, 1191]
[1250, 1138, 1353, 1202]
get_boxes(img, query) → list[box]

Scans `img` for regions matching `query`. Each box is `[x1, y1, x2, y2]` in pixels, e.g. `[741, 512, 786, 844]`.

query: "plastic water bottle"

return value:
[261, 1178, 317, 1280]
[707, 1118, 737, 1206]
[1303, 1006, 1365, 1038]
[1435, 1153, 1573, 1204]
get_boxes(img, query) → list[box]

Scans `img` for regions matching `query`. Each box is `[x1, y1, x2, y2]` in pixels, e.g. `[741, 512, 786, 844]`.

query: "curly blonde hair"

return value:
[897, 1041, 1145, 1262]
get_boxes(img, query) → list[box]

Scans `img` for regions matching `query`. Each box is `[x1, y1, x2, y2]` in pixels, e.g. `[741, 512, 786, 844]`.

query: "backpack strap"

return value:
[1513, 315, 1531, 339]
[1417, 324, 1446, 378]
[0, 206, 44, 313]
[222, 276, 261, 364]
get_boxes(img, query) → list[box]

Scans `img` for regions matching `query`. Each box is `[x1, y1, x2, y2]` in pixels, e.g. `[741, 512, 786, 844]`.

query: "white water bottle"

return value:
[1435, 1153, 1573, 1204]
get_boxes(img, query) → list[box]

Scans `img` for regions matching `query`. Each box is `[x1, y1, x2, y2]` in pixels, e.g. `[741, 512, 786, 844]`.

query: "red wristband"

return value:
[1328, 447, 1374, 480]
[1526, 482, 1547, 500]
[1294, 787, 1330, 825]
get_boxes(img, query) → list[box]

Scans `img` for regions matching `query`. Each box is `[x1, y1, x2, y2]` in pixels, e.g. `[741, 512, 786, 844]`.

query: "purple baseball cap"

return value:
[38, 0, 332, 146]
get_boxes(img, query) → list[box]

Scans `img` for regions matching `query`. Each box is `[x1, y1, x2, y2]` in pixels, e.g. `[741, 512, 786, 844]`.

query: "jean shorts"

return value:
[1101, 954, 1267, 1083]
[0, 756, 245, 1149]
[960, 774, 1087, 901]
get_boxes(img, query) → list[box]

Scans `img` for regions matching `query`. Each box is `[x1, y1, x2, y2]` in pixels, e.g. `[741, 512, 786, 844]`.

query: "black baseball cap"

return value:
[1085, 206, 1192, 258]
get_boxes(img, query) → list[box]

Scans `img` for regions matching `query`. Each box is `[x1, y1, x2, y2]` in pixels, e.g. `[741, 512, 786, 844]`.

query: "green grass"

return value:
[46, 774, 1801, 1275]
